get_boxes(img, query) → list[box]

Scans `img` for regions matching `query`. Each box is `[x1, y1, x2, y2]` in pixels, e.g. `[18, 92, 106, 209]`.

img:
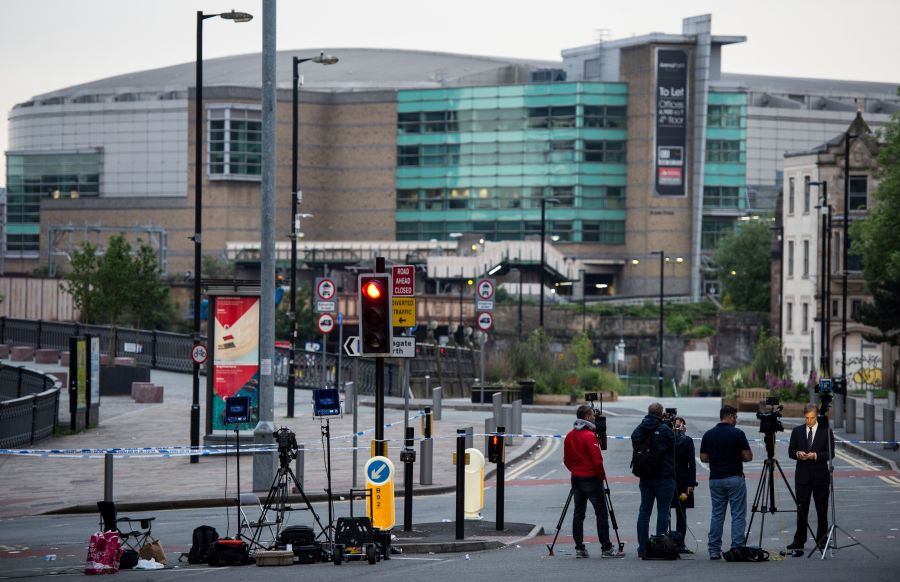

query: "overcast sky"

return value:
[2, 0, 899, 185]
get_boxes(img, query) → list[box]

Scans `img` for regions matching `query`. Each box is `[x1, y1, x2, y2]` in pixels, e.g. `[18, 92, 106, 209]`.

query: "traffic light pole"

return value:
[375, 256, 386, 456]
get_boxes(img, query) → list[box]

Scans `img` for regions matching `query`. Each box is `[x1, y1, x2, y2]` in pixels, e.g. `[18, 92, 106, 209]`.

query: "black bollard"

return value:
[456, 429, 466, 540]
[496, 427, 505, 531]
[402, 427, 415, 531]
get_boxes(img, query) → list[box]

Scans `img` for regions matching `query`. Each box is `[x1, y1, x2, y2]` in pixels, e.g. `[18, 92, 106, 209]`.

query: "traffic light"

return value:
[358, 273, 392, 356]
[487, 432, 504, 463]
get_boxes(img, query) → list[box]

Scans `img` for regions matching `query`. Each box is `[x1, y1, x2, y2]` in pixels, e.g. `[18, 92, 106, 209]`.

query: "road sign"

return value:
[191, 343, 208, 365]
[343, 335, 360, 357]
[390, 336, 416, 358]
[315, 300, 336, 313]
[476, 300, 494, 311]
[364, 456, 396, 529]
[317, 313, 335, 334]
[315, 277, 336, 301]
[305, 341, 321, 352]
[476, 311, 494, 331]
[476, 278, 495, 300]
[392, 265, 415, 297]
[391, 297, 416, 327]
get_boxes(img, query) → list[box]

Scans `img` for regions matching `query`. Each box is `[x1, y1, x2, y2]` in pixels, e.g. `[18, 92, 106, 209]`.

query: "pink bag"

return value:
[85, 531, 122, 575]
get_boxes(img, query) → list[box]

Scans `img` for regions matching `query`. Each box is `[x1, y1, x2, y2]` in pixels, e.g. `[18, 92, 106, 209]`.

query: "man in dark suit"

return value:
[671, 416, 697, 553]
[787, 403, 832, 551]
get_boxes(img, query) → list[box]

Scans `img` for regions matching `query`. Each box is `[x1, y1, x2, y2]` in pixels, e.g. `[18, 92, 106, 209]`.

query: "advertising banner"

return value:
[655, 48, 689, 197]
[211, 296, 260, 432]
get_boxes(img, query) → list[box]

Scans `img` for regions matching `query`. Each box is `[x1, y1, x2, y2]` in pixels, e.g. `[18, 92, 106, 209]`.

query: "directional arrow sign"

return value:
[343, 335, 361, 357]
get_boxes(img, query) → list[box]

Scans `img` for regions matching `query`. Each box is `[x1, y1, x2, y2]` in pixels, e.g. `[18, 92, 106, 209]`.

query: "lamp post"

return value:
[539, 197, 560, 329]
[840, 133, 857, 393]
[287, 53, 338, 419]
[810, 180, 832, 376]
[192, 9, 252, 463]
[651, 251, 665, 397]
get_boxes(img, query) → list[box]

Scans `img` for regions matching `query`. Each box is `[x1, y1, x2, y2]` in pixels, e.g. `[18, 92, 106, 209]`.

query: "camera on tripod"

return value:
[662, 407, 677, 429]
[273, 427, 299, 466]
[584, 392, 608, 450]
[756, 397, 784, 434]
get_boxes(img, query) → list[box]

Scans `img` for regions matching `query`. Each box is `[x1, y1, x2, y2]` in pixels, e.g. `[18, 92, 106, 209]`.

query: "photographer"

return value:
[671, 416, 697, 553]
[787, 404, 833, 551]
[630, 402, 675, 559]
[563, 405, 625, 559]
[699, 405, 752, 560]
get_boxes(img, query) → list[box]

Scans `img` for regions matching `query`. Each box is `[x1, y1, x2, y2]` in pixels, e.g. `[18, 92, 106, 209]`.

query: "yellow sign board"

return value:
[364, 456, 396, 530]
[391, 297, 416, 327]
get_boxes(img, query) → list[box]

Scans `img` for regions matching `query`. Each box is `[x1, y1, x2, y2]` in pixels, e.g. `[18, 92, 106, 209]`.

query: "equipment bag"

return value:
[631, 430, 662, 479]
[643, 534, 681, 560]
[208, 538, 252, 567]
[278, 525, 315, 547]
[723, 545, 770, 562]
[85, 531, 123, 574]
[188, 525, 219, 565]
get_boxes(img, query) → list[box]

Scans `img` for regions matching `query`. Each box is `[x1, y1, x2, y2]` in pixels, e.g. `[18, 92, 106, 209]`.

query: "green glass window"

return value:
[527, 106, 576, 129]
[706, 140, 741, 163]
[582, 220, 626, 244]
[708, 104, 742, 128]
[208, 108, 261, 177]
[584, 105, 627, 129]
[584, 140, 626, 163]
[396, 189, 418, 209]
[703, 185, 741, 208]
[582, 186, 626, 209]
[702, 218, 736, 250]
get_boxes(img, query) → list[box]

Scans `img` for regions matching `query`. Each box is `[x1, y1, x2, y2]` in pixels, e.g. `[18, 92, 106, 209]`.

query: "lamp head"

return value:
[313, 52, 340, 65]
[221, 10, 253, 22]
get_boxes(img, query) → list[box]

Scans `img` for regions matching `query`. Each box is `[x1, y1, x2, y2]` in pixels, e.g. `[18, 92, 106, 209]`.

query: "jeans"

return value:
[571, 476, 612, 551]
[708, 475, 747, 556]
[636, 478, 675, 556]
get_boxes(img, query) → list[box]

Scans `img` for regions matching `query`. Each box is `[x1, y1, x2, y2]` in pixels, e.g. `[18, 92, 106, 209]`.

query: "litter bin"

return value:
[516, 379, 535, 405]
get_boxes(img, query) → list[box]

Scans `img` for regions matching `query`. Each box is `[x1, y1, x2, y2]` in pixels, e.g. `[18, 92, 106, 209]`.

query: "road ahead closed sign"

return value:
[364, 456, 395, 529]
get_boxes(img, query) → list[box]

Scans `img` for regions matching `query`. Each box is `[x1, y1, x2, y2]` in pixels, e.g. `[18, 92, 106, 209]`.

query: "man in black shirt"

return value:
[671, 416, 697, 553]
[699, 405, 752, 560]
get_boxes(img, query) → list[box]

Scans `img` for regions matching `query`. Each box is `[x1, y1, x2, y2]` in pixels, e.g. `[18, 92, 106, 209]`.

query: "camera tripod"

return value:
[744, 432, 820, 555]
[546, 479, 624, 556]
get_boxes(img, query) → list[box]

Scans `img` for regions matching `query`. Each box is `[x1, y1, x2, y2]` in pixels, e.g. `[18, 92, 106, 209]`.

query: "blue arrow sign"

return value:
[366, 458, 391, 485]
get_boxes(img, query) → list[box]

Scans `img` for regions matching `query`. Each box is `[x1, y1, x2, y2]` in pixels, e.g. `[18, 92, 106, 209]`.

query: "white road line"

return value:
[507, 438, 557, 480]
[538, 469, 557, 480]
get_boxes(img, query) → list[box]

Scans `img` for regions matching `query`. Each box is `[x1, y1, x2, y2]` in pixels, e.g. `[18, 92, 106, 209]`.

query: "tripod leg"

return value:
[285, 466, 329, 538]
[745, 459, 769, 545]
[605, 481, 624, 552]
[771, 459, 821, 556]
[547, 489, 574, 556]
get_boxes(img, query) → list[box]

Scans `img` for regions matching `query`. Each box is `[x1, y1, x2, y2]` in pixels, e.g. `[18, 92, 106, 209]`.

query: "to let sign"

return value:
[392, 265, 415, 297]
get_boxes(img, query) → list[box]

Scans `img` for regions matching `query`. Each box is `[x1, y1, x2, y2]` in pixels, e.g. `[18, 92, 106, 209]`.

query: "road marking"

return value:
[538, 469, 557, 480]
[506, 437, 557, 480]
[835, 450, 900, 487]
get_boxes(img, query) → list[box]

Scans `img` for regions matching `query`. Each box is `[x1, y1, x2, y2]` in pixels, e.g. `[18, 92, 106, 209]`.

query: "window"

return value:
[852, 299, 862, 321]
[396, 144, 459, 166]
[706, 140, 741, 163]
[787, 302, 794, 333]
[787, 241, 795, 277]
[584, 140, 626, 163]
[802, 302, 809, 333]
[583, 106, 627, 129]
[802, 240, 810, 278]
[547, 140, 575, 162]
[786, 354, 794, 371]
[802, 355, 809, 375]
[708, 104, 741, 128]
[208, 107, 261, 177]
[832, 299, 839, 318]
[582, 220, 626, 244]
[396, 189, 418, 209]
[849, 176, 868, 210]
[788, 177, 795, 214]
[703, 185, 741, 208]
[845, 232, 863, 271]
[447, 188, 470, 209]
[582, 186, 626, 209]
[397, 145, 419, 166]
[551, 187, 575, 207]
[397, 112, 420, 134]
[701, 218, 735, 250]
[549, 221, 573, 242]
[803, 176, 811, 213]
[527, 106, 575, 129]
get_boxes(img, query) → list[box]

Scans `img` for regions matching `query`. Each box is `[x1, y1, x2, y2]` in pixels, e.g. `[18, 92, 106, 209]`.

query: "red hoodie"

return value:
[564, 423, 606, 481]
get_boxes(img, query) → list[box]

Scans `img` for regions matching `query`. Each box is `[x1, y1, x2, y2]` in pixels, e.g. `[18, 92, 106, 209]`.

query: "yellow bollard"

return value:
[463, 448, 485, 519]
[364, 456, 396, 530]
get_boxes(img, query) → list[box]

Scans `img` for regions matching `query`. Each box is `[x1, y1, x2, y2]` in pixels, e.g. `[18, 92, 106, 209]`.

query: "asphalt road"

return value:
[2, 408, 899, 580]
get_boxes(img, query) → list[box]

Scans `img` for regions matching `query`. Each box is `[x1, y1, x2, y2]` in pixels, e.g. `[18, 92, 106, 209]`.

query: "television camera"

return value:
[584, 392, 607, 450]
[756, 396, 784, 458]
[273, 427, 299, 468]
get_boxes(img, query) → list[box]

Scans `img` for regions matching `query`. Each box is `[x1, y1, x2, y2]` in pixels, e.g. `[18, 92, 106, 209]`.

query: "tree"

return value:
[274, 284, 316, 344]
[713, 219, 773, 312]
[852, 106, 900, 348]
[64, 241, 100, 325]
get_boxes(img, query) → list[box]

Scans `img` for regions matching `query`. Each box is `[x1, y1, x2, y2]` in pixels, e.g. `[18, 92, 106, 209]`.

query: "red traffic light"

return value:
[362, 279, 383, 300]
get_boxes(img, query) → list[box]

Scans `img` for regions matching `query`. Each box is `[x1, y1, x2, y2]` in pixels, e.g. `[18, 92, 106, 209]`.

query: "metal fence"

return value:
[0, 364, 61, 447]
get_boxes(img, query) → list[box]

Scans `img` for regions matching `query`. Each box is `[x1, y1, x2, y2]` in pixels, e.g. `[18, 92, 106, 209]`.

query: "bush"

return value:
[578, 366, 626, 394]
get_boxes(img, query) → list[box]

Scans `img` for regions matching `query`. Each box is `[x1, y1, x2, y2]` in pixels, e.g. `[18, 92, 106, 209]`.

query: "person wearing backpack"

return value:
[563, 405, 626, 559]
[699, 405, 753, 560]
[671, 416, 698, 553]
[630, 402, 675, 559]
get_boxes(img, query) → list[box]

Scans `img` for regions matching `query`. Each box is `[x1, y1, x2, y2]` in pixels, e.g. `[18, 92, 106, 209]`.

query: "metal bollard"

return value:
[403, 427, 415, 532]
[503, 406, 515, 446]
[866, 389, 875, 406]
[104, 453, 114, 502]
[344, 381, 355, 415]
[883, 408, 897, 450]
[464, 426, 474, 450]
[512, 400, 522, 445]
[864, 403, 875, 442]
[492, 392, 502, 421]
[846, 397, 857, 434]
[432, 386, 443, 421]
[888, 392, 896, 412]
[456, 429, 466, 540]
[419, 437, 433, 485]
[485, 417, 496, 453]
[296, 442, 305, 485]
[834, 394, 844, 429]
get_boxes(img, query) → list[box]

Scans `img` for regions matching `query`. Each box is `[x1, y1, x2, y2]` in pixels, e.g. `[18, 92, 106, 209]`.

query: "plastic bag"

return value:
[85, 531, 123, 575]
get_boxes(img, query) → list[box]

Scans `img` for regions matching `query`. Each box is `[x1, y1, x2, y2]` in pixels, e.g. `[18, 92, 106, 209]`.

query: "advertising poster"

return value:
[212, 296, 260, 432]
[655, 48, 688, 196]
[89, 336, 100, 406]
[75, 338, 87, 408]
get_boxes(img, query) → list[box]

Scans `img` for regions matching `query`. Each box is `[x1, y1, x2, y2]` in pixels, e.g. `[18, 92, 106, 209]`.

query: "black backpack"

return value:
[643, 534, 680, 560]
[188, 525, 219, 565]
[723, 545, 770, 562]
[631, 430, 661, 479]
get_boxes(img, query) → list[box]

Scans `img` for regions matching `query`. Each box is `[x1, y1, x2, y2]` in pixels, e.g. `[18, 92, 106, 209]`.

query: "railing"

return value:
[0, 363, 61, 447]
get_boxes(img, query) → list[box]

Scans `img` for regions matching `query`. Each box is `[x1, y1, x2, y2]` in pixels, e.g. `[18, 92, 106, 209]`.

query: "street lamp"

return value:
[651, 251, 665, 397]
[287, 52, 338, 419]
[539, 197, 560, 329]
[192, 8, 253, 463]
[840, 133, 858, 396]
[810, 180, 833, 377]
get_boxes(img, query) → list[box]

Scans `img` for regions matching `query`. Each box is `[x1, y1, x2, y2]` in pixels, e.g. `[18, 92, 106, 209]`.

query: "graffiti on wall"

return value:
[836, 354, 883, 391]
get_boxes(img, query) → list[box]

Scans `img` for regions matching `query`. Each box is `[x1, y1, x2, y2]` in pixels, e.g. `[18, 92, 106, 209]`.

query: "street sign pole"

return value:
[375, 256, 386, 456]
[337, 313, 344, 392]
[479, 331, 486, 405]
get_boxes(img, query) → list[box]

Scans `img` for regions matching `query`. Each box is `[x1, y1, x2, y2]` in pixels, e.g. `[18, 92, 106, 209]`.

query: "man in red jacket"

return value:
[564, 405, 625, 558]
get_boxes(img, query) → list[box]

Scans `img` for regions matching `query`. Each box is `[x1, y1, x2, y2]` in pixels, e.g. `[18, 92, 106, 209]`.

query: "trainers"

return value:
[677, 547, 693, 555]
[601, 548, 625, 558]
[709, 553, 721, 560]
[575, 547, 590, 559]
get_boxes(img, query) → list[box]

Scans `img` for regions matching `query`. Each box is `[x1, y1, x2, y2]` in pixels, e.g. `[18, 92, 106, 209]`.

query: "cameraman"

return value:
[671, 416, 697, 553]
[630, 402, 675, 558]
[563, 405, 625, 559]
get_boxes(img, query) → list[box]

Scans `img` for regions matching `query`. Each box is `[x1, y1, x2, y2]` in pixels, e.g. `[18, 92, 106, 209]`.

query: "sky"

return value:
[1, 0, 899, 185]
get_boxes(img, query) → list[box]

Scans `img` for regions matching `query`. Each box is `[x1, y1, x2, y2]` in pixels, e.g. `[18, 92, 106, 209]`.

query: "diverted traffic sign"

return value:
[391, 297, 416, 327]
[392, 265, 415, 297]
[476, 312, 494, 331]
[317, 313, 335, 334]
[365, 456, 396, 529]
[343, 335, 361, 357]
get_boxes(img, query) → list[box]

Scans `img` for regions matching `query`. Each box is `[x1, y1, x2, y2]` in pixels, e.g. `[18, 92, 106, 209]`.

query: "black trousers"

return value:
[794, 478, 830, 545]
[571, 475, 612, 551]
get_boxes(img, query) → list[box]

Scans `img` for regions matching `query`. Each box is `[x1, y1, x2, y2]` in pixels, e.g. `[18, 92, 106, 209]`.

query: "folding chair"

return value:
[238, 493, 278, 549]
[97, 501, 155, 552]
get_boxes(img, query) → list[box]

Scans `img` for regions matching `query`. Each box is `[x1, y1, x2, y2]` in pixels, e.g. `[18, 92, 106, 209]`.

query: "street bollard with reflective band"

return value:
[864, 403, 875, 442]
[432, 386, 443, 421]
[421, 407, 432, 440]
[455, 429, 465, 540]
[884, 408, 896, 451]
[365, 456, 396, 530]
[846, 397, 857, 433]
[464, 448, 485, 519]
[419, 436, 433, 485]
